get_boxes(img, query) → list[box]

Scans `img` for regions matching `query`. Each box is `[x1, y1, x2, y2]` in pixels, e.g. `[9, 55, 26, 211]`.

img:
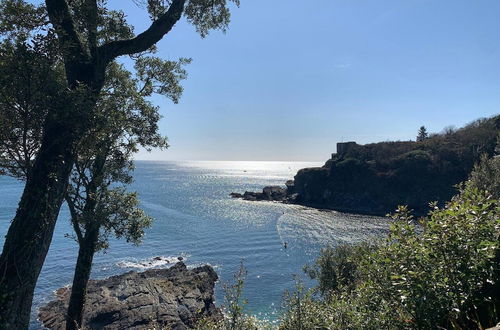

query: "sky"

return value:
[89, 1, 500, 160]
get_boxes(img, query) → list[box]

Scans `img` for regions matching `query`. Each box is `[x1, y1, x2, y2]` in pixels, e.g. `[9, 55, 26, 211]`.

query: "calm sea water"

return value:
[0, 161, 389, 328]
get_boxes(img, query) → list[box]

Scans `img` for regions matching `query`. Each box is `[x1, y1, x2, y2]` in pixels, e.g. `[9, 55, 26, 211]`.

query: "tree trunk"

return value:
[0, 117, 78, 329]
[66, 147, 108, 330]
[66, 224, 99, 330]
[0, 50, 104, 326]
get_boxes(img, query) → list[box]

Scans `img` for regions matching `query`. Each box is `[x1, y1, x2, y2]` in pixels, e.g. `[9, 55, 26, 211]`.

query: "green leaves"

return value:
[0, 39, 64, 179]
[134, 0, 241, 39]
[184, 0, 240, 38]
[0, 0, 47, 39]
[280, 181, 499, 329]
[96, 188, 153, 250]
[134, 56, 191, 103]
[66, 61, 168, 251]
[195, 262, 265, 330]
[145, 0, 171, 20]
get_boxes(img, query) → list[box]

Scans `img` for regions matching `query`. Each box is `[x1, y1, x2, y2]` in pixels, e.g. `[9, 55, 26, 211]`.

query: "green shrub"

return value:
[196, 262, 271, 330]
[303, 243, 375, 297]
[280, 184, 499, 329]
[468, 154, 500, 199]
[279, 278, 334, 330]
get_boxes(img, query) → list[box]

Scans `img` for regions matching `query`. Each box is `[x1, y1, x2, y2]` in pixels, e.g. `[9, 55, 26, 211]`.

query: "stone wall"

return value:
[336, 141, 357, 157]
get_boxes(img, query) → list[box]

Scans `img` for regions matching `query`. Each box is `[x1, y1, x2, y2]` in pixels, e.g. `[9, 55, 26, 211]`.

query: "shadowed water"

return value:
[0, 161, 389, 328]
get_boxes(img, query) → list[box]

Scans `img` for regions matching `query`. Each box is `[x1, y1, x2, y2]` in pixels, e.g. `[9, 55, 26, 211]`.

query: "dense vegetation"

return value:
[293, 115, 500, 215]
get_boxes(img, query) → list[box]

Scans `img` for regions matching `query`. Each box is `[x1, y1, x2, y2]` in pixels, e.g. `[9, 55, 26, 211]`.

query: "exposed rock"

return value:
[285, 180, 295, 194]
[263, 186, 287, 200]
[231, 186, 288, 202]
[38, 262, 220, 330]
[242, 191, 259, 201]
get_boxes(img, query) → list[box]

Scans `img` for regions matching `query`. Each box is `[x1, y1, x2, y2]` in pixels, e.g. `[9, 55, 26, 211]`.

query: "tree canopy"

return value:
[0, 0, 240, 327]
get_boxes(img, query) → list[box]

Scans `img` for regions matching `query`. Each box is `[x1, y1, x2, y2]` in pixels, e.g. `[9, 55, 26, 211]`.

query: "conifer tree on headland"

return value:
[0, 0, 240, 328]
[417, 125, 428, 142]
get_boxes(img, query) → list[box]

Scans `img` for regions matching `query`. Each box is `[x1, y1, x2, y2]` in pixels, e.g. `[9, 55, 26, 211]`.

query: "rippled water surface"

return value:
[0, 161, 390, 328]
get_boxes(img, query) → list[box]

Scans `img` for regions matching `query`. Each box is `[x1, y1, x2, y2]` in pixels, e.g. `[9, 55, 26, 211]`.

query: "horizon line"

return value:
[132, 159, 326, 163]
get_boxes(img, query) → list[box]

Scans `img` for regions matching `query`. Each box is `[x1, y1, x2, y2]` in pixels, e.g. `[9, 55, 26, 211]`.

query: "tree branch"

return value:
[66, 195, 84, 244]
[85, 0, 99, 56]
[45, 0, 89, 63]
[98, 0, 186, 64]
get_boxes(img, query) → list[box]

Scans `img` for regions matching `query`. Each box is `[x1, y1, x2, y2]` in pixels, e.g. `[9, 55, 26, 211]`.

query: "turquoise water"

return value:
[0, 161, 389, 328]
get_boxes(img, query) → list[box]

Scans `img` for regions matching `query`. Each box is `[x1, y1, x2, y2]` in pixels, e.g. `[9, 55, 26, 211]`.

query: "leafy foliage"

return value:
[469, 154, 500, 199]
[195, 262, 270, 330]
[0, 40, 63, 178]
[303, 243, 375, 297]
[280, 180, 500, 329]
[184, 0, 240, 37]
[0, 0, 47, 39]
[135, 56, 192, 103]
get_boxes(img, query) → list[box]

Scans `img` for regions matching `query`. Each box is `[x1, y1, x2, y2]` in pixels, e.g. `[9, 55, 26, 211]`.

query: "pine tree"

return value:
[417, 126, 428, 142]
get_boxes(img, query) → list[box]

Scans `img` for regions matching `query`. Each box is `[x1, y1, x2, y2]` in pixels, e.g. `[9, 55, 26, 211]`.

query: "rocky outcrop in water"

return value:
[230, 186, 294, 202]
[38, 262, 220, 330]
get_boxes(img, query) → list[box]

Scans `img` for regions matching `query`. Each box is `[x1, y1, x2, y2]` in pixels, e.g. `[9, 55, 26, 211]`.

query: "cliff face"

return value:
[292, 116, 499, 215]
[38, 262, 220, 330]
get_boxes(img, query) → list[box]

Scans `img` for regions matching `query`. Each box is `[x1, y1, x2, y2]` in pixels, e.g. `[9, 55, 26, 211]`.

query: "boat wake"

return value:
[277, 206, 390, 248]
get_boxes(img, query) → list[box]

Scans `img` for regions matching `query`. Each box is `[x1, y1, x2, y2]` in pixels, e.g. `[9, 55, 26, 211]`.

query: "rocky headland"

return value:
[232, 116, 499, 216]
[38, 262, 220, 330]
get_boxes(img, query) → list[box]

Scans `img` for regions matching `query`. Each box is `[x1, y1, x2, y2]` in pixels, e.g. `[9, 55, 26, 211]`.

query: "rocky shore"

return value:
[38, 262, 220, 330]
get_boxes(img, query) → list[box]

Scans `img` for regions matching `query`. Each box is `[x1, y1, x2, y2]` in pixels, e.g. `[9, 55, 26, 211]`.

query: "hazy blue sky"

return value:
[118, 1, 498, 160]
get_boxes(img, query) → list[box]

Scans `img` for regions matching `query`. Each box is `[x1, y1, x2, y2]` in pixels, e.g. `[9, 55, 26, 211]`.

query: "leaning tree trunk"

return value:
[65, 149, 108, 330]
[66, 224, 100, 330]
[0, 116, 79, 329]
[0, 76, 102, 328]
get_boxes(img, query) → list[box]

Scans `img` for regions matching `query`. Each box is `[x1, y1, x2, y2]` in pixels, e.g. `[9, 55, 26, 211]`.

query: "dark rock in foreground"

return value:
[38, 262, 220, 330]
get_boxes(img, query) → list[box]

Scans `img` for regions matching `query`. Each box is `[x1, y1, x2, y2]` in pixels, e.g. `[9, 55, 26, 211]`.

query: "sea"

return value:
[0, 161, 390, 328]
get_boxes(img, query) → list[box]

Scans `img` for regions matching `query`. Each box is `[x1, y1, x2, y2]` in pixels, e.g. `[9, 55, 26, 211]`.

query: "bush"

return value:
[469, 154, 500, 199]
[279, 279, 334, 330]
[280, 183, 499, 329]
[303, 243, 375, 297]
[195, 262, 271, 330]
